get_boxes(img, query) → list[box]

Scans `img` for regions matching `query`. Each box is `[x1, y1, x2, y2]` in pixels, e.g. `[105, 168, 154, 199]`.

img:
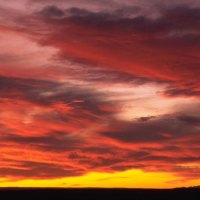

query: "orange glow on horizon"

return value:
[1, 169, 200, 189]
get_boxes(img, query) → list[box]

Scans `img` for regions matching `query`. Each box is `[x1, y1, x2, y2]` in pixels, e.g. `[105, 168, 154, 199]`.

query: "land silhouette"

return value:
[0, 187, 199, 199]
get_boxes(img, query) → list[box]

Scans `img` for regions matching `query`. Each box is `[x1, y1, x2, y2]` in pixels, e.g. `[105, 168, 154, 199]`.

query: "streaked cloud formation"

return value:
[0, 0, 199, 187]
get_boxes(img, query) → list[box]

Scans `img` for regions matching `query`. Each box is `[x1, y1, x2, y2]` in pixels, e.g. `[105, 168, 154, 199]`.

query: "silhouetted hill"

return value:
[0, 187, 199, 199]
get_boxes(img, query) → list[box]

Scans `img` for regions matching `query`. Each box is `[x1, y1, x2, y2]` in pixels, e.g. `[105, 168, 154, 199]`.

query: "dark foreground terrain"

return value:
[0, 188, 199, 199]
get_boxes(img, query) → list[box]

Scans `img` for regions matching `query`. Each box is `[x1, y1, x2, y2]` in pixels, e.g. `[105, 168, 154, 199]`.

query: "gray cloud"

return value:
[100, 114, 200, 143]
[0, 131, 83, 152]
[0, 76, 115, 117]
[0, 160, 84, 179]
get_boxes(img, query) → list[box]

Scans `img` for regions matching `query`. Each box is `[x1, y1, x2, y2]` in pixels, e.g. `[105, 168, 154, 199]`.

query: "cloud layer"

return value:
[0, 0, 199, 184]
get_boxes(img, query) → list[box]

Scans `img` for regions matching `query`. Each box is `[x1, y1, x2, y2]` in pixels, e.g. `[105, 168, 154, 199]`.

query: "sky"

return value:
[0, 0, 200, 188]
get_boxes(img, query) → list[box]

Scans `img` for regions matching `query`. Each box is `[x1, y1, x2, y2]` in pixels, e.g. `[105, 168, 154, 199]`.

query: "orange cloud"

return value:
[0, 1, 199, 187]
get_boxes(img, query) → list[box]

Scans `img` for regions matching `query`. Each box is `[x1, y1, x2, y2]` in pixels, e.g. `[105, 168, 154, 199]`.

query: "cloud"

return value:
[0, 29, 57, 68]
[33, 5, 200, 100]
[40, 5, 65, 18]
[0, 160, 84, 179]
[177, 115, 200, 125]
[164, 88, 200, 98]
[0, 131, 83, 152]
[0, 75, 115, 117]
[99, 113, 200, 143]
[0, 0, 200, 183]
[39, 5, 140, 20]
[39, 5, 200, 33]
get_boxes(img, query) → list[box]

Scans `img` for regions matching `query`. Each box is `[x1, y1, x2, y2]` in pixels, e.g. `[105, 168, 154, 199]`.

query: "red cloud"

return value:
[38, 6, 200, 98]
[0, 3, 199, 183]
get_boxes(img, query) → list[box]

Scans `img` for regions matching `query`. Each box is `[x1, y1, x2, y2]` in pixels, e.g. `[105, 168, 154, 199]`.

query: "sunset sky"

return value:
[0, 0, 200, 188]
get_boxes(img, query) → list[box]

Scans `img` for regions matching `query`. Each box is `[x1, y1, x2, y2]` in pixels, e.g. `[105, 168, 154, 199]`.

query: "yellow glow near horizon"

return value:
[0, 169, 199, 188]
